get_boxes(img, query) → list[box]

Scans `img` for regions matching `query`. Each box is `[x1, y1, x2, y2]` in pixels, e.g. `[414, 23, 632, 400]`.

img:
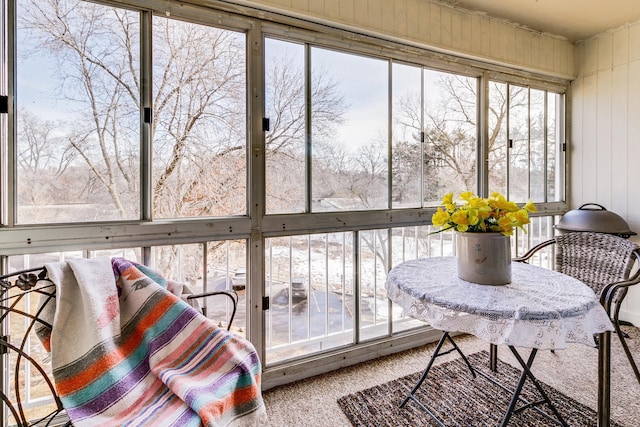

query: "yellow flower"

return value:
[477, 205, 493, 221]
[490, 192, 519, 212]
[451, 210, 470, 226]
[467, 209, 480, 226]
[441, 193, 457, 213]
[432, 207, 451, 228]
[498, 214, 515, 229]
[513, 209, 531, 226]
[456, 224, 469, 232]
[431, 191, 536, 236]
[523, 199, 537, 213]
[459, 191, 474, 201]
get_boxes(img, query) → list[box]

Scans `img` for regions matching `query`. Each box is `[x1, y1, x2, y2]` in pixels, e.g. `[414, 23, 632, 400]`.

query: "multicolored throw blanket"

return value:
[37, 257, 267, 426]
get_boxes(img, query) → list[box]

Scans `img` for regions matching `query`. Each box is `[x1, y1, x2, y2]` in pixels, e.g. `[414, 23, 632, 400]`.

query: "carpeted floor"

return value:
[262, 326, 640, 426]
[337, 350, 624, 426]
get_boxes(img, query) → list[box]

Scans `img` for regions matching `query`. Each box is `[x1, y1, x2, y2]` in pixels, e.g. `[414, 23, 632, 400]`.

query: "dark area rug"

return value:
[337, 351, 625, 427]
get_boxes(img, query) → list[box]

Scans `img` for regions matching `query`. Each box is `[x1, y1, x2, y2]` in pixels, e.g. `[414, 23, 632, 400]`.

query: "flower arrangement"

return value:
[431, 191, 537, 236]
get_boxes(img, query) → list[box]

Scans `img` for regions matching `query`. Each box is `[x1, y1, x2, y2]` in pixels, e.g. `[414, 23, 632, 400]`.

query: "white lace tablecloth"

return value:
[385, 257, 614, 350]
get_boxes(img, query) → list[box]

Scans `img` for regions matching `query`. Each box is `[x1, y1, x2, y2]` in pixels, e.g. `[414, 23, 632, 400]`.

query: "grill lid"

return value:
[555, 203, 636, 237]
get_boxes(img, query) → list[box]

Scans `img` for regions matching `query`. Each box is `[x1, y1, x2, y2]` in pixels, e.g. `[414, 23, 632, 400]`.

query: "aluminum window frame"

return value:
[0, 0, 569, 392]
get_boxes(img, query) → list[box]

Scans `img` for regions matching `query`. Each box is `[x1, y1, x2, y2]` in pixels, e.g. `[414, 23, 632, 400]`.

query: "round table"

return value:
[386, 256, 616, 426]
[386, 256, 613, 350]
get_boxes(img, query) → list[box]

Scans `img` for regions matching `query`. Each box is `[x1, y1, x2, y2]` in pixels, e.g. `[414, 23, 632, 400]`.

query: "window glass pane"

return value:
[392, 63, 422, 208]
[150, 241, 247, 335]
[508, 85, 529, 202]
[390, 225, 454, 333]
[530, 89, 545, 201]
[490, 83, 564, 204]
[264, 38, 306, 214]
[311, 48, 388, 211]
[547, 92, 561, 202]
[423, 70, 477, 202]
[264, 233, 354, 365]
[16, 0, 140, 223]
[152, 17, 246, 218]
[359, 229, 389, 341]
[91, 248, 142, 262]
[211, 240, 247, 335]
[488, 81, 508, 195]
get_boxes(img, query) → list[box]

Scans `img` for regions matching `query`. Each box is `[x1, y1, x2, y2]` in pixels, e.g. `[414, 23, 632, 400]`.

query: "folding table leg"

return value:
[399, 331, 475, 425]
[490, 343, 498, 371]
[499, 346, 568, 427]
[598, 331, 611, 427]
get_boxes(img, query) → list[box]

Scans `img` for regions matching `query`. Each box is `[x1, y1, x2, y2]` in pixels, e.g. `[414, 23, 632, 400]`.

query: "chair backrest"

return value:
[0, 270, 67, 426]
[554, 232, 640, 296]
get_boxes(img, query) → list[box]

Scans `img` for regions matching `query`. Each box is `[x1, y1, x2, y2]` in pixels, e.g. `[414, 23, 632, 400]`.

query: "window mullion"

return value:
[420, 68, 425, 205]
[305, 43, 312, 213]
[4, 0, 16, 228]
[247, 21, 266, 361]
[478, 71, 489, 197]
[140, 10, 152, 221]
[544, 91, 549, 203]
[506, 83, 511, 199]
[527, 87, 532, 200]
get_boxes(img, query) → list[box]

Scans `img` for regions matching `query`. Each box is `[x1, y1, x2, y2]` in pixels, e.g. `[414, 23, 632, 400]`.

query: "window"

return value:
[310, 48, 389, 212]
[2, 0, 568, 404]
[422, 70, 478, 203]
[391, 63, 422, 208]
[391, 65, 479, 207]
[264, 38, 306, 214]
[14, 0, 248, 223]
[488, 82, 564, 203]
[265, 233, 354, 362]
[152, 17, 247, 219]
[15, 0, 141, 223]
[265, 40, 389, 213]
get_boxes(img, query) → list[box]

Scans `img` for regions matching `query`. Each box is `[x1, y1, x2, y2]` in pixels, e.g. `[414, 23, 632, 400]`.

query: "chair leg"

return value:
[613, 303, 640, 385]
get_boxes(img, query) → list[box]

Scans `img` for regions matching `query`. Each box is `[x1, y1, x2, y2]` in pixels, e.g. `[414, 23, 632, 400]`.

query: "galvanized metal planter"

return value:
[456, 232, 511, 285]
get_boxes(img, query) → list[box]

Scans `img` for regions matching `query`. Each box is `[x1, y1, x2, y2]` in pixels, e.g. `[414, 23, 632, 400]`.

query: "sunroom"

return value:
[1, 0, 639, 426]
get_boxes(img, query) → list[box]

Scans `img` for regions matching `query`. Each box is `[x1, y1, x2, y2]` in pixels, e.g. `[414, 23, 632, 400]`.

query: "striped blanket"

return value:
[37, 257, 267, 426]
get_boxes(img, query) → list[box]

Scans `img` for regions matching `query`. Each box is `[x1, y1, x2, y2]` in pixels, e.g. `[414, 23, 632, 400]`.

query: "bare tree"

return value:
[16, 111, 80, 221]
[393, 74, 478, 200]
[19, 0, 347, 221]
[391, 75, 532, 202]
[18, 0, 349, 280]
[265, 52, 347, 213]
[151, 18, 247, 218]
[487, 83, 532, 197]
[20, 1, 141, 218]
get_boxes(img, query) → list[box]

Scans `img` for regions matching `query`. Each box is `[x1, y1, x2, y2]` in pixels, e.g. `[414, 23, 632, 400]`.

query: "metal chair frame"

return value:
[0, 267, 238, 427]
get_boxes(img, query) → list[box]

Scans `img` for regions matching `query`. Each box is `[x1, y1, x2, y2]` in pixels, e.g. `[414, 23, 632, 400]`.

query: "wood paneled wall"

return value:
[572, 21, 640, 324]
[240, 0, 576, 79]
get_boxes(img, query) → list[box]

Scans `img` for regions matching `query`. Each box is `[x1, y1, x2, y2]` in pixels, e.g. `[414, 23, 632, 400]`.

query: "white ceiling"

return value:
[438, 0, 640, 42]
